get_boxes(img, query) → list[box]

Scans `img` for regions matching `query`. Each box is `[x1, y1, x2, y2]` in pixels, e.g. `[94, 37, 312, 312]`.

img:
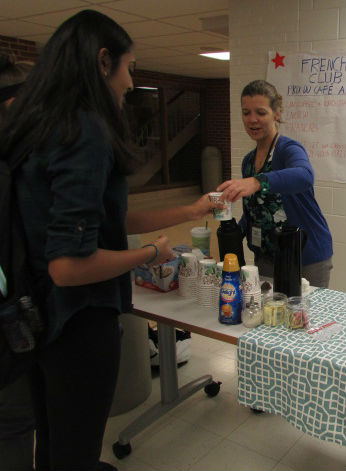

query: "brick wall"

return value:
[0, 34, 38, 61]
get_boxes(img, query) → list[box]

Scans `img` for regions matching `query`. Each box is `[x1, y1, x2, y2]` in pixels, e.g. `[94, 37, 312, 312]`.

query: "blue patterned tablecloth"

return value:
[237, 288, 346, 446]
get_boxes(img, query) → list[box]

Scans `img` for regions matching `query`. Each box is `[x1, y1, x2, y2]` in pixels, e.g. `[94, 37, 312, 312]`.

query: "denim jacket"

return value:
[15, 112, 132, 342]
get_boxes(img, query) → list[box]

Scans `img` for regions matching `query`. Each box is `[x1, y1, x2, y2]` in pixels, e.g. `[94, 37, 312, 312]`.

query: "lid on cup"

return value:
[191, 226, 211, 236]
[223, 253, 240, 272]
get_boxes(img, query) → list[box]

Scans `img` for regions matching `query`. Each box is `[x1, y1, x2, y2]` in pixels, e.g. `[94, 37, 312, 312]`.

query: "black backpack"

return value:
[0, 150, 45, 390]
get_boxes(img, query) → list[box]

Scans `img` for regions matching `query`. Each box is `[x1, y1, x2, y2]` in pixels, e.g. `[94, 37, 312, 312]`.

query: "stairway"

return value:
[127, 90, 201, 189]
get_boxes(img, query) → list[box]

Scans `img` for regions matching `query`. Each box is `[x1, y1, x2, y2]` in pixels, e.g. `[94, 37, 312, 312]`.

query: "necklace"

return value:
[254, 132, 279, 173]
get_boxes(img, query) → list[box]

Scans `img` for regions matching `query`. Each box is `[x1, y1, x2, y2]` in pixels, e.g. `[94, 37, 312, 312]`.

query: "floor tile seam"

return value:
[118, 453, 163, 471]
[175, 402, 254, 440]
[180, 434, 227, 470]
[275, 430, 308, 467]
[189, 435, 280, 470]
[221, 433, 293, 464]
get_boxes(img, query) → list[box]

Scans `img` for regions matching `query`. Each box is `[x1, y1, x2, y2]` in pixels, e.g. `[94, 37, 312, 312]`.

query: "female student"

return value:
[0, 10, 220, 470]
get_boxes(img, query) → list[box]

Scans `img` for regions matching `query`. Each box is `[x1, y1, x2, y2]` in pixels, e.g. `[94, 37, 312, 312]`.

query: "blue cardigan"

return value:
[240, 135, 333, 266]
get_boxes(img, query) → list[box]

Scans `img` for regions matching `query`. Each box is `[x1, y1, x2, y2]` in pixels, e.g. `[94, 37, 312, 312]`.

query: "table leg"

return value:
[114, 322, 214, 455]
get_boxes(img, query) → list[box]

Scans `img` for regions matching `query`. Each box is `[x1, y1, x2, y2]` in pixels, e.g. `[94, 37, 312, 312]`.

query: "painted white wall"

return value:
[228, 0, 346, 291]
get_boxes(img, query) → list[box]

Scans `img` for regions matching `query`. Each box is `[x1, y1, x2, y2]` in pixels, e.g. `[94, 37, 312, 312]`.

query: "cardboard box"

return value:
[135, 245, 191, 292]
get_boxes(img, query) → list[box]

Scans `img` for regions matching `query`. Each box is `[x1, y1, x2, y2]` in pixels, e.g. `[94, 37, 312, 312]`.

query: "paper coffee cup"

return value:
[191, 227, 211, 257]
[208, 192, 232, 221]
[240, 265, 260, 293]
[179, 252, 198, 277]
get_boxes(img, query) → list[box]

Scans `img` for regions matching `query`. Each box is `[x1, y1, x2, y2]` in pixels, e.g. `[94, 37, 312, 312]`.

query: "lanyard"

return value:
[254, 132, 279, 172]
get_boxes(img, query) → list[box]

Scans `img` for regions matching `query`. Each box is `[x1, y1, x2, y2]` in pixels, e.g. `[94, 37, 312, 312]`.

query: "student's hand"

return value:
[147, 235, 175, 266]
[217, 178, 260, 203]
[187, 193, 225, 220]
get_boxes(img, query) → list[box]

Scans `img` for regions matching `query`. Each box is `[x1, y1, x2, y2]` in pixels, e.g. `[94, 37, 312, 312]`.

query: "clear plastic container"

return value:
[286, 296, 310, 329]
[263, 292, 287, 327]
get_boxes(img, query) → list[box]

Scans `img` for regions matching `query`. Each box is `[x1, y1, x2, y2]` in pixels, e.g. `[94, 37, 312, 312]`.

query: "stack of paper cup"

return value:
[240, 265, 262, 307]
[214, 261, 223, 308]
[178, 252, 198, 298]
[197, 259, 216, 307]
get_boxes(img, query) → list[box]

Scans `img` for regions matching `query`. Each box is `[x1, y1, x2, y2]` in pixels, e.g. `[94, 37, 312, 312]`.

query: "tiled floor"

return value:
[101, 334, 346, 471]
[100, 188, 345, 471]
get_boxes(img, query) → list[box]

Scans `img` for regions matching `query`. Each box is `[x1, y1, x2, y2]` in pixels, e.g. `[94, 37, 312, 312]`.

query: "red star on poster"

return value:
[272, 52, 285, 69]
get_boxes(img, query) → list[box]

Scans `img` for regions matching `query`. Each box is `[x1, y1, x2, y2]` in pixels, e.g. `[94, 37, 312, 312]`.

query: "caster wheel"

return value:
[112, 441, 132, 459]
[204, 381, 222, 397]
[250, 407, 264, 414]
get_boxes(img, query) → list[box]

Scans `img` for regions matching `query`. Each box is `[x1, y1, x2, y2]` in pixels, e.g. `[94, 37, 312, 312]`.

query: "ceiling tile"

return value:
[136, 47, 185, 59]
[159, 10, 228, 31]
[0, 0, 87, 19]
[103, 0, 229, 19]
[0, 19, 54, 37]
[124, 20, 189, 39]
[133, 31, 227, 48]
[22, 5, 146, 28]
[173, 42, 229, 54]
[0, 0, 230, 79]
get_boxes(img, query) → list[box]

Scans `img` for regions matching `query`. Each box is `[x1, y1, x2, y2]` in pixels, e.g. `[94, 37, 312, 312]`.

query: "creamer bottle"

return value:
[219, 253, 243, 325]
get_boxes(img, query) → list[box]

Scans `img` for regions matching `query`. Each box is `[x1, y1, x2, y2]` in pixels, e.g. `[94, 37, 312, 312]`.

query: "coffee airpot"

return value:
[273, 226, 307, 298]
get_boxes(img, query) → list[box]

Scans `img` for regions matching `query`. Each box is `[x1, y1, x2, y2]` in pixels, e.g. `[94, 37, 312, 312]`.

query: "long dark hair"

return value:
[0, 10, 136, 174]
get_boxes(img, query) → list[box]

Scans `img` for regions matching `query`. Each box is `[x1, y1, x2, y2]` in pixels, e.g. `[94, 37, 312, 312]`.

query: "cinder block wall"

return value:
[228, 0, 346, 291]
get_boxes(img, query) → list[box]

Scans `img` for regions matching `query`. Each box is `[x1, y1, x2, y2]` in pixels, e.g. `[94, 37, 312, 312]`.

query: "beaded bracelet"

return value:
[142, 243, 159, 264]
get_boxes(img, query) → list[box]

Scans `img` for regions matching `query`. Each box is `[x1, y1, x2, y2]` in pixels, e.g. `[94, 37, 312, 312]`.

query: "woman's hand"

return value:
[217, 178, 260, 202]
[147, 235, 175, 266]
[187, 193, 225, 220]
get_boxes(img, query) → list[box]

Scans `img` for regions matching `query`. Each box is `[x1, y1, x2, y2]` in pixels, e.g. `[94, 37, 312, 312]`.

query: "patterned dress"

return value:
[243, 148, 287, 258]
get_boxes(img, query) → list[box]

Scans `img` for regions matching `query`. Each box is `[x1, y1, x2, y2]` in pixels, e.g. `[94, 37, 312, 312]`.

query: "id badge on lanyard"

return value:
[251, 226, 262, 248]
[249, 132, 279, 250]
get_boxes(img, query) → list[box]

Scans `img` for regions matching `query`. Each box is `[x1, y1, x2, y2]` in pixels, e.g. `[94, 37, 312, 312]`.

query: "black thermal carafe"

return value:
[217, 218, 245, 266]
[273, 226, 306, 297]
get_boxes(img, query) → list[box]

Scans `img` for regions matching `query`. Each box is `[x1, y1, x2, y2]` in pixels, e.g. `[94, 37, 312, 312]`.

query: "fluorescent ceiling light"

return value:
[135, 86, 158, 90]
[199, 51, 230, 61]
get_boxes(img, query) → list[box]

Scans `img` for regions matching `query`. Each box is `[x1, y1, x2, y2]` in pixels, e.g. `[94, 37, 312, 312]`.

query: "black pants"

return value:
[0, 375, 35, 471]
[29, 306, 121, 471]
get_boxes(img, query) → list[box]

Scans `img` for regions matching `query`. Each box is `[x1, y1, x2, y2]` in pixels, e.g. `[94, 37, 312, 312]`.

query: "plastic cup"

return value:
[191, 227, 211, 257]
[208, 192, 232, 221]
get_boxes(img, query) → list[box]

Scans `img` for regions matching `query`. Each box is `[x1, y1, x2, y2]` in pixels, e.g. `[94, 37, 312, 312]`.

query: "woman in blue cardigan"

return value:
[217, 80, 333, 287]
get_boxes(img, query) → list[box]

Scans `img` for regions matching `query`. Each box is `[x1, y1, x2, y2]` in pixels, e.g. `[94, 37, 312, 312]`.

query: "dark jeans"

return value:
[30, 306, 121, 471]
[0, 376, 35, 471]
